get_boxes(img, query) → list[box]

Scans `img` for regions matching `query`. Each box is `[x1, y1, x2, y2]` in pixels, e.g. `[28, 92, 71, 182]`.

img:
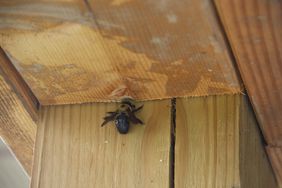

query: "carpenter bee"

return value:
[101, 99, 144, 134]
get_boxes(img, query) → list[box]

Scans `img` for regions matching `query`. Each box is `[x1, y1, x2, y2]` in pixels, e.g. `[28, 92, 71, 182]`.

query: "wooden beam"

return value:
[215, 0, 282, 147]
[31, 100, 171, 188]
[0, 48, 37, 175]
[175, 95, 277, 188]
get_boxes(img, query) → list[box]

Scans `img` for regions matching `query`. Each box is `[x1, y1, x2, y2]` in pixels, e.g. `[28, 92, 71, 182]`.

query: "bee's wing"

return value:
[101, 112, 118, 127]
[128, 111, 143, 125]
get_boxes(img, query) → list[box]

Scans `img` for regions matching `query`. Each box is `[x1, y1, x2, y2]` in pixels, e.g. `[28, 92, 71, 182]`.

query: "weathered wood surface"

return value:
[0, 0, 240, 105]
[215, 0, 282, 147]
[0, 49, 37, 175]
[31, 100, 171, 188]
[175, 95, 277, 188]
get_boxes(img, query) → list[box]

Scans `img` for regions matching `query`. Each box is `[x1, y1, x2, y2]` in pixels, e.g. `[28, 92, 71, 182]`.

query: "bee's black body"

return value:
[115, 112, 130, 134]
[101, 99, 144, 134]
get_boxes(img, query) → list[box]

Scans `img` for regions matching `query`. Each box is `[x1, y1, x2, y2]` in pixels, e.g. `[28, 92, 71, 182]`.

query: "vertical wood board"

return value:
[175, 95, 277, 188]
[175, 95, 240, 188]
[31, 100, 171, 188]
[239, 96, 277, 188]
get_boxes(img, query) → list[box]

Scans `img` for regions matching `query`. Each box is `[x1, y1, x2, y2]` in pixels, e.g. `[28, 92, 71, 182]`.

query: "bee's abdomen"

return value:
[115, 113, 130, 134]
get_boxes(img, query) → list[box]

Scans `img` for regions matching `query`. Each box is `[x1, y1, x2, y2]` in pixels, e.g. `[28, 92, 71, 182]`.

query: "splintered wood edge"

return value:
[0, 47, 39, 120]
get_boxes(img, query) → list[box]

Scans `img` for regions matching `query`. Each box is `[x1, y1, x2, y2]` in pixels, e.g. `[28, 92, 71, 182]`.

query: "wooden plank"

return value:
[267, 147, 282, 187]
[0, 50, 37, 175]
[175, 95, 240, 188]
[31, 100, 171, 188]
[175, 95, 277, 188]
[214, 0, 282, 146]
[0, 0, 240, 105]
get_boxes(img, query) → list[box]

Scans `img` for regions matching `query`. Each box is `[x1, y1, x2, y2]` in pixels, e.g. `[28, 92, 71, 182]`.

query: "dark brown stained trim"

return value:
[214, 0, 282, 147]
[214, 0, 282, 185]
[0, 47, 39, 120]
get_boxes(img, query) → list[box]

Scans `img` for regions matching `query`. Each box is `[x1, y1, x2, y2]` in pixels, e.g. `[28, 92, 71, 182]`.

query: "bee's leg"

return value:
[101, 112, 118, 127]
[132, 105, 143, 113]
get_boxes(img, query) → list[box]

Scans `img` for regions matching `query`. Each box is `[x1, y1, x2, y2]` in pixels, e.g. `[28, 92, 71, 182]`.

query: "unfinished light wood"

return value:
[215, 0, 282, 147]
[175, 95, 277, 188]
[31, 100, 171, 188]
[0, 0, 240, 105]
[0, 52, 37, 175]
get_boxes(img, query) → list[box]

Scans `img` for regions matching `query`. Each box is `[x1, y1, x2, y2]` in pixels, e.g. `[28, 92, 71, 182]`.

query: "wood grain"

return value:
[175, 95, 277, 188]
[239, 96, 277, 188]
[0, 51, 37, 175]
[0, 48, 38, 120]
[215, 0, 282, 146]
[0, 0, 240, 105]
[31, 100, 171, 188]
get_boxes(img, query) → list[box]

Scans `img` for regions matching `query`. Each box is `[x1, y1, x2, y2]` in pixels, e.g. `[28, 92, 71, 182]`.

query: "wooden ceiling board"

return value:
[0, 0, 241, 105]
